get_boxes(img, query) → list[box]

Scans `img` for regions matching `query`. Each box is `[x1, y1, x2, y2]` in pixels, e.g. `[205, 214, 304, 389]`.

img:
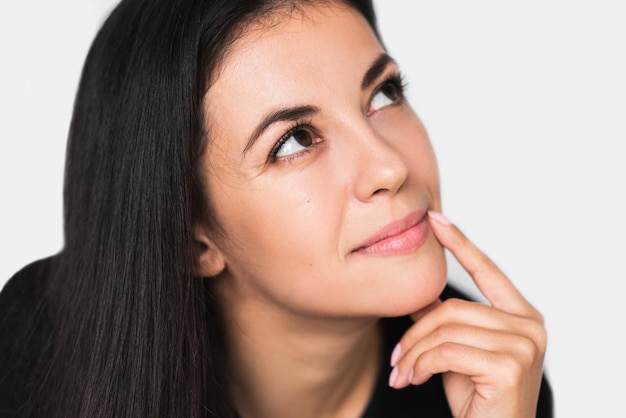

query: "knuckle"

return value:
[521, 317, 548, 352]
[474, 250, 492, 267]
[432, 323, 457, 342]
[466, 251, 494, 277]
[526, 306, 545, 325]
[440, 297, 467, 316]
[514, 335, 538, 363]
[436, 342, 458, 361]
[532, 323, 548, 352]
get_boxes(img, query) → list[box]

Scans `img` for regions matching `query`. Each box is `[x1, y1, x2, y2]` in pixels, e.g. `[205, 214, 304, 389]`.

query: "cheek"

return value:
[211, 184, 351, 314]
[210, 174, 341, 272]
[393, 114, 441, 206]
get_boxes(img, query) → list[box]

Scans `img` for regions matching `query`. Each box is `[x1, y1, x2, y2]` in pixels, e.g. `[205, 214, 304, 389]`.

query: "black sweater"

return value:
[0, 257, 553, 417]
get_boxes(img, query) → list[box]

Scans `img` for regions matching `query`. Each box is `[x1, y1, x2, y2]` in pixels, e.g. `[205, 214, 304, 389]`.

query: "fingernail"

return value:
[388, 366, 398, 387]
[390, 343, 401, 367]
[428, 210, 451, 225]
[408, 369, 414, 385]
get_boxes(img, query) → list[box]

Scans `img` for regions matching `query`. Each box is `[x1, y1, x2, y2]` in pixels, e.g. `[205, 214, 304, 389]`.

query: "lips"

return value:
[352, 210, 429, 256]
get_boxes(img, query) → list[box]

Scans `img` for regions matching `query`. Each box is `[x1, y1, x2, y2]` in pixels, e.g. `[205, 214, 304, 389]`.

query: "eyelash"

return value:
[372, 72, 408, 110]
[267, 72, 408, 165]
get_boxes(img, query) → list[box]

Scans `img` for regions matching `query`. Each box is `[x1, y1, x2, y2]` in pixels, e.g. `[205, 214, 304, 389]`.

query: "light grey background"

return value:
[1, 1, 625, 416]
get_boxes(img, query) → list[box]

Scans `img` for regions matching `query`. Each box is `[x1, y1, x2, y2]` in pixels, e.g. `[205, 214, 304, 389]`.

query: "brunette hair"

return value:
[31, 1, 379, 416]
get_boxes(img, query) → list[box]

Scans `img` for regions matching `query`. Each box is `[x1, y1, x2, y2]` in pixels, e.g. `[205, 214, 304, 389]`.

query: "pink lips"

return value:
[353, 210, 429, 256]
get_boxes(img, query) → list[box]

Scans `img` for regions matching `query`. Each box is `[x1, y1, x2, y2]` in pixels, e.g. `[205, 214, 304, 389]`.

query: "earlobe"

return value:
[193, 227, 226, 278]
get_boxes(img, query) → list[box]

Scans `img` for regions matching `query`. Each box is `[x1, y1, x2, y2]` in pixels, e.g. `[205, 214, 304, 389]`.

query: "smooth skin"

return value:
[194, 3, 546, 418]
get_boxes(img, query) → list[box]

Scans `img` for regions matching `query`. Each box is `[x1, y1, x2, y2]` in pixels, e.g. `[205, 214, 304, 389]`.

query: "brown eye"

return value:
[368, 76, 405, 114]
[380, 83, 401, 102]
[274, 128, 314, 158]
[293, 129, 313, 147]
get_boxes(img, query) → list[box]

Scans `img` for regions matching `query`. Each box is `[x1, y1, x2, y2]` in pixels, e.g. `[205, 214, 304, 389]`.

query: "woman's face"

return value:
[201, 3, 447, 318]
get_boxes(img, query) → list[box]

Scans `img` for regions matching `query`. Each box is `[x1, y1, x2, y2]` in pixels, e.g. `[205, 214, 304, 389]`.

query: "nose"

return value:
[349, 123, 409, 202]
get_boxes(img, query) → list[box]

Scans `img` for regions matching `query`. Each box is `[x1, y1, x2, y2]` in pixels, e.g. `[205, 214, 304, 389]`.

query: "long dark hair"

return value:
[33, 1, 379, 416]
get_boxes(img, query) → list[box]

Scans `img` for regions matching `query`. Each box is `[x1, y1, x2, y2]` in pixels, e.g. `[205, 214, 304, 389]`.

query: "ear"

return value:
[193, 224, 226, 278]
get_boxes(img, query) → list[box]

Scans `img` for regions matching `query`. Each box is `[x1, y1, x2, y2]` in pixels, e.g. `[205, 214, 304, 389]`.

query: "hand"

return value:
[388, 211, 547, 418]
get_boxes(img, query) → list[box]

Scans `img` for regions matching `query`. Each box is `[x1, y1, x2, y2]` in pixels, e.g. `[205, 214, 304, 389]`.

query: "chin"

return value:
[381, 253, 448, 318]
[386, 280, 446, 318]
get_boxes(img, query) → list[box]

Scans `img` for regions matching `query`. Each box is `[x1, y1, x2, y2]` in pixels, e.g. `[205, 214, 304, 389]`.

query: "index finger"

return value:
[428, 211, 537, 317]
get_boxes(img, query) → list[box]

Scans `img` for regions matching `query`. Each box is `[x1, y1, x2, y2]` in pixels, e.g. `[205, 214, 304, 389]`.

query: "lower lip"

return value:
[354, 218, 429, 257]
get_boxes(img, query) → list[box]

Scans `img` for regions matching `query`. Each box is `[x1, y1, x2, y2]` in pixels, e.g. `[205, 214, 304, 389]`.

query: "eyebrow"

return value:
[362, 53, 396, 90]
[243, 53, 396, 156]
[243, 105, 320, 155]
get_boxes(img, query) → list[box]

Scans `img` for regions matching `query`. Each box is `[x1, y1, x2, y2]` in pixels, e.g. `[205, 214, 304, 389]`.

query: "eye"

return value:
[271, 126, 317, 159]
[368, 75, 405, 115]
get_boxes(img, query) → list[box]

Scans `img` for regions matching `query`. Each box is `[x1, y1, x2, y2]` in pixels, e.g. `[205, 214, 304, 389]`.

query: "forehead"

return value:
[214, 3, 379, 79]
[204, 3, 385, 134]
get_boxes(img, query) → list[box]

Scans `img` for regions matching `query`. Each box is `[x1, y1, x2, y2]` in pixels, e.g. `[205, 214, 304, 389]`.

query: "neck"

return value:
[218, 283, 382, 418]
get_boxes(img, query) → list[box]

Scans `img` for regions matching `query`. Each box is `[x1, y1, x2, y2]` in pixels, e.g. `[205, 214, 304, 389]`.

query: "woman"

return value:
[0, 0, 552, 417]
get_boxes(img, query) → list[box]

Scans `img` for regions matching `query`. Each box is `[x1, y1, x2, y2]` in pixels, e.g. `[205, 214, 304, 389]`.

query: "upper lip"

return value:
[353, 209, 427, 252]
